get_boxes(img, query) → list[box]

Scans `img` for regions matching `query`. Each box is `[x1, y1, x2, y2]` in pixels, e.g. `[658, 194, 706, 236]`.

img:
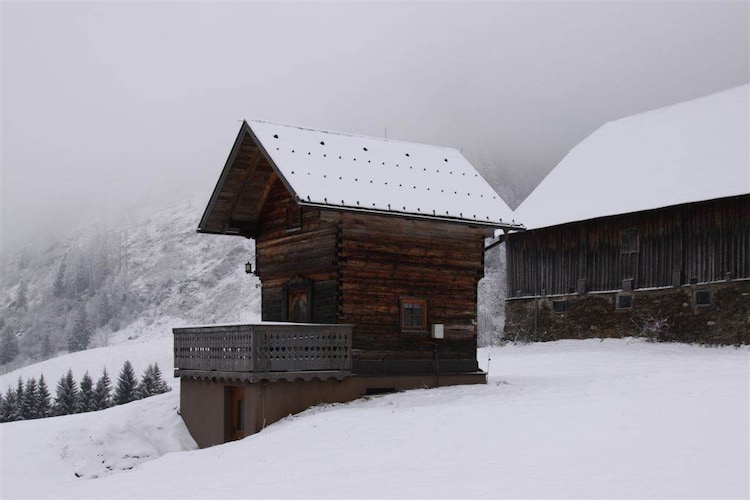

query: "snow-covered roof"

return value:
[515, 84, 750, 230]
[199, 120, 520, 236]
[249, 120, 517, 226]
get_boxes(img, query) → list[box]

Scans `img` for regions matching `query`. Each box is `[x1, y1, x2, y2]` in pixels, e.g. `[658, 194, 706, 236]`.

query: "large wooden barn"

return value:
[505, 85, 750, 345]
[174, 120, 521, 447]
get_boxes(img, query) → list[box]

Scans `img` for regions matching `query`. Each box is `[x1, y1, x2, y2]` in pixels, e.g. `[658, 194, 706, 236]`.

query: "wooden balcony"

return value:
[173, 323, 352, 382]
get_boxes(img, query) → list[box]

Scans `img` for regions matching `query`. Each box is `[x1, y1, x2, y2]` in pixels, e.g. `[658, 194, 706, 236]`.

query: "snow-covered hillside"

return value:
[2, 339, 748, 499]
[0, 196, 261, 371]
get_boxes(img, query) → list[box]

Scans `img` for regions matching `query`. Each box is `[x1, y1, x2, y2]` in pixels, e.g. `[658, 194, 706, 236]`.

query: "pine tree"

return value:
[137, 362, 172, 399]
[78, 371, 94, 413]
[40, 335, 54, 360]
[22, 377, 38, 419]
[0, 328, 20, 365]
[114, 361, 138, 405]
[15, 377, 24, 420]
[67, 307, 91, 352]
[0, 386, 19, 422]
[151, 362, 171, 395]
[92, 368, 113, 410]
[53, 369, 79, 416]
[15, 280, 28, 310]
[53, 261, 66, 297]
[136, 364, 155, 399]
[37, 374, 52, 418]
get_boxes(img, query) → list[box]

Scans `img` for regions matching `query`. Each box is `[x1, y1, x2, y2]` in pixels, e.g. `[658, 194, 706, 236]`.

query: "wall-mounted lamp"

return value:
[245, 261, 253, 274]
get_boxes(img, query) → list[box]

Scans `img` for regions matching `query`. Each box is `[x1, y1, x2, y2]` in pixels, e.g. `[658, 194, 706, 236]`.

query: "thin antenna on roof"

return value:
[384, 125, 387, 139]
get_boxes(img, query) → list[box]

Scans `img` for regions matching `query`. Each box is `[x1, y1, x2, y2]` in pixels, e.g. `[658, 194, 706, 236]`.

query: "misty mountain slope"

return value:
[0, 197, 260, 371]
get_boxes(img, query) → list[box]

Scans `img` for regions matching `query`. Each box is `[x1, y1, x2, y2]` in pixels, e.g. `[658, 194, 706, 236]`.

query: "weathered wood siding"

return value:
[254, 177, 492, 369]
[339, 212, 489, 362]
[256, 178, 339, 323]
[508, 195, 750, 297]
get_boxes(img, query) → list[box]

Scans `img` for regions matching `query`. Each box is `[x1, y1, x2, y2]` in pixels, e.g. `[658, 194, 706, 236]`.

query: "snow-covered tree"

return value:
[78, 371, 94, 413]
[67, 307, 91, 352]
[52, 261, 66, 298]
[37, 374, 52, 418]
[92, 368, 113, 410]
[15, 280, 28, 310]
[14, 377, 25, 419]
[0, 386, 19, 422]
[137, 363, 171, 398]
[114, 361, 138, 405]
[0, 327, 20, 365]
[54, 369, 79, 416]
[22, 377, 38, 419]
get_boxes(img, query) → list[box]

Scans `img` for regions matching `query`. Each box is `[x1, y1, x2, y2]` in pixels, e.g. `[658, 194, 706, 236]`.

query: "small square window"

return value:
[694, 290, 711, 307]
[552, 300, 567, 314]
[286, 204, 301, 230]
[401, 297, 427, 332]
[616, 293, 632, 310]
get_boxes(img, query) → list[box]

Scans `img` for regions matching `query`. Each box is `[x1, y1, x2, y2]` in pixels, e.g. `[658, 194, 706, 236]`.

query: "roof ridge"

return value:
[246, 119, 459, 153]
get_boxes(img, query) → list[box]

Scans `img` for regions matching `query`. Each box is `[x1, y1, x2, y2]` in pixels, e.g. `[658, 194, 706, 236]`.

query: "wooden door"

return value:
[288, 288, 309, 323]
[228, 386, 245, 441]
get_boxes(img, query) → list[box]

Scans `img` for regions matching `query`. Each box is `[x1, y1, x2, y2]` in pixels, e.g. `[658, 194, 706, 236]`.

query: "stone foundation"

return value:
[504, 280, 750, 345]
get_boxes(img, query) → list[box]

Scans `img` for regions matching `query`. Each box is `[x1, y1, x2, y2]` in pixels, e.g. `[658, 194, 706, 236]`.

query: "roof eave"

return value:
[197, 121, 254, 233]
[299, 201, 524, 231]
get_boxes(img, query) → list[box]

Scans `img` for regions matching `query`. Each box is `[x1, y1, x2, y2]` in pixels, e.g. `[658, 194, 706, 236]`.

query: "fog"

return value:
[2, 2, 748, 254]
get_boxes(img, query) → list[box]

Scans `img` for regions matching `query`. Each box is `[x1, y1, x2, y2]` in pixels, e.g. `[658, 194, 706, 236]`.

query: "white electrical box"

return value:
[431, 324, 444, 339]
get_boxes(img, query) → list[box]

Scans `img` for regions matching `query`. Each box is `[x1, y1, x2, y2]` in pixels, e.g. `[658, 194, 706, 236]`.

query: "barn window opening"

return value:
[621, 229, 639, 253]
[694, 290, 711, 307]
[286, 204, 301, 230]
[552, 300, 567, 314]
[401, 297, 427, 332]
[616, 293, 633, 310]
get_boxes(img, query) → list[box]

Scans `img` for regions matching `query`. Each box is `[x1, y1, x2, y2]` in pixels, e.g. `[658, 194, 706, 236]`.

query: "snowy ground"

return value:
[1, 338, 748, 499]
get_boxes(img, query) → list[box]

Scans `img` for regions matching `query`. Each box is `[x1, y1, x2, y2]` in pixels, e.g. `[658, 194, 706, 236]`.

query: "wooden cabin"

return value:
[174, 120, 521, 447]
[505, 85, 750, 345]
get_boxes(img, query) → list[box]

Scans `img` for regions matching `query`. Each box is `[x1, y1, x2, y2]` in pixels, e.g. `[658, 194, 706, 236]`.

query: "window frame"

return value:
[286, 203, 302, 231]
[694, 289, 711, 307]
[616, 293, 633, 310]
[400, 297, 428, 333]
[552, 300, 567, 314]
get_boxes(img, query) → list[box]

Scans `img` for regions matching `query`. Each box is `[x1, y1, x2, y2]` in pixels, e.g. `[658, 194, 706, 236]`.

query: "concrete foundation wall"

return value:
[504, 280, 750, 345]
[180, 371, 486, 448]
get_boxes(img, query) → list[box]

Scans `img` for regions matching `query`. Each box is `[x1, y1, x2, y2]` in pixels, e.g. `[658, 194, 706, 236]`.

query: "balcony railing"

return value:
[173, 323, 352, 382]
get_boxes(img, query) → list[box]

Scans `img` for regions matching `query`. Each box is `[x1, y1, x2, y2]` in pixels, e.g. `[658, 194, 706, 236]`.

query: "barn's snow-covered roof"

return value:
[199, 120, 520, 236]
[515, 84, 750, 230]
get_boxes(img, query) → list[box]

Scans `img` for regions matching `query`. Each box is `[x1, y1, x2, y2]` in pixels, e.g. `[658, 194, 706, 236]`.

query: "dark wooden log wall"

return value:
[254, 175, 492, 364]
[255, 178, 339, 323]
[507, 195, 750, 297]
[339, 212, 489, 362]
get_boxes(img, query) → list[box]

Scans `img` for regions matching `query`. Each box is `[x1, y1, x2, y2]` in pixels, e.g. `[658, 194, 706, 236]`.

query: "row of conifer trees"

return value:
[0, 360, 171, 422]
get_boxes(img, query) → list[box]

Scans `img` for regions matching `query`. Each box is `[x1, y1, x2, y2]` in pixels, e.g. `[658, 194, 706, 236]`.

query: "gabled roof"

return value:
[199, 120, 520, 237]
[515, 84, 750, 230]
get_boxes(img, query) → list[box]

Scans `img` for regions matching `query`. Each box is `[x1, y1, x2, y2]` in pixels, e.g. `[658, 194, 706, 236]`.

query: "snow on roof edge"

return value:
[514, 84, 750, 230]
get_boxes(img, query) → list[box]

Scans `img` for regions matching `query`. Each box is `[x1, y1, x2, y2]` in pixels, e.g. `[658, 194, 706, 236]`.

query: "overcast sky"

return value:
[2, 1, 748, 254]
